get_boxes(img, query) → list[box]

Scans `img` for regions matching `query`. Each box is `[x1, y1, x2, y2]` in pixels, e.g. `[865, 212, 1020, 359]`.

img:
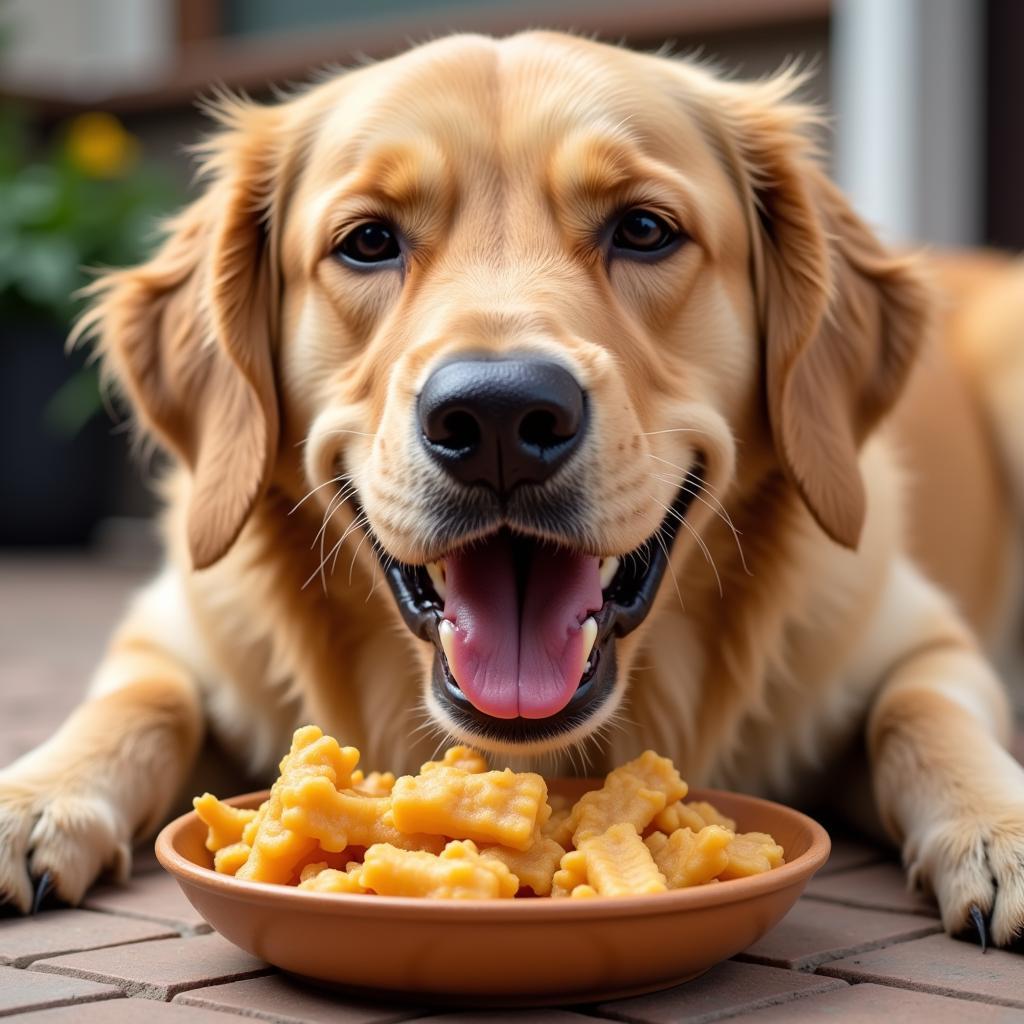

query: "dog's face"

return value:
[88, 33, 928, 757]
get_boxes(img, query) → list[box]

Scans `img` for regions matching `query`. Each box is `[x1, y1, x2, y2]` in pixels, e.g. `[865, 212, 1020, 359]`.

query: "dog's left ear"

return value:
[77, 98, 285, 569]
[704, 72, 933, 549]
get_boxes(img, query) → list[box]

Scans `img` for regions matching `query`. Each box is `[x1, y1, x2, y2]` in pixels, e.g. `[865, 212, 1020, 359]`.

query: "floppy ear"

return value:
[78, 100, 282, 569]
[708, 73, 933, 548]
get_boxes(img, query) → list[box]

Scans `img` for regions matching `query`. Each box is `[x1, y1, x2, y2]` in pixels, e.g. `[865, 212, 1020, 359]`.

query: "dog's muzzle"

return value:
[380, 463, 705, 745]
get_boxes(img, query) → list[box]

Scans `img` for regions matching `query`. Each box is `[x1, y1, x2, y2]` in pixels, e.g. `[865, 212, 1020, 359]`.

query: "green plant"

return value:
[0, 104, 180, 430]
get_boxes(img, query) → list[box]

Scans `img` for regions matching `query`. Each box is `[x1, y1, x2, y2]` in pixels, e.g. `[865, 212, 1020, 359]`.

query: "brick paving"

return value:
[1, 553, 1023, 1022]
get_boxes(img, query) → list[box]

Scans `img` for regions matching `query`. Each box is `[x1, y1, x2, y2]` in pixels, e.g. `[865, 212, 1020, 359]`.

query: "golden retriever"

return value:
[2, 31, 1023, 946]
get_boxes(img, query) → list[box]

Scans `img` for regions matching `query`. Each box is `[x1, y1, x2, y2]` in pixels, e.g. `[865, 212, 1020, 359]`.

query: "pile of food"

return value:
[193, 726, 784, 899]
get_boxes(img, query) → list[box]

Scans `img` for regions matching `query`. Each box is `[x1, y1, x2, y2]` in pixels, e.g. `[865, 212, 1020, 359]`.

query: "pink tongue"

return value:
[443, 534, 602, 719]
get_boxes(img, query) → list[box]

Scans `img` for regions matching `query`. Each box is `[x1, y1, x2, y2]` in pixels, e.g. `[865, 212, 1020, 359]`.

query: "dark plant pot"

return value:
[0, 320, 116, 546]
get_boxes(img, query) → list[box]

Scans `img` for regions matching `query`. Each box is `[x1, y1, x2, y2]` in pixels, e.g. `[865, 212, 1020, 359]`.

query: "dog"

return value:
[2, 31, 1023, 946]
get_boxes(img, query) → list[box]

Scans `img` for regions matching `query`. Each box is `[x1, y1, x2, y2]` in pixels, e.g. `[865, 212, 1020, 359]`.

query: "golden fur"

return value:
[2, 32, 1024, 944]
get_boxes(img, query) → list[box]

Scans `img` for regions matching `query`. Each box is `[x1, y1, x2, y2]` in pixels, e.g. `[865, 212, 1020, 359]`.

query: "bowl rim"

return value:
[157, 784, 830, 922]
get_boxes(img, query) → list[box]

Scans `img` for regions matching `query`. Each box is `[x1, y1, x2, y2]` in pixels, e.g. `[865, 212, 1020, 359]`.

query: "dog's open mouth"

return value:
[382, 461, 703, 742]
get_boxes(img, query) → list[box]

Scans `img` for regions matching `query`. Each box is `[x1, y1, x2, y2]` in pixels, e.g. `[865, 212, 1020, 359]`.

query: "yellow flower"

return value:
[65, 112, 139, 178]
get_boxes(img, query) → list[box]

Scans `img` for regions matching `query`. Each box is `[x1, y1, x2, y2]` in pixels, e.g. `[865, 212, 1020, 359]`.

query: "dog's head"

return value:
[85, 33, 930, 756]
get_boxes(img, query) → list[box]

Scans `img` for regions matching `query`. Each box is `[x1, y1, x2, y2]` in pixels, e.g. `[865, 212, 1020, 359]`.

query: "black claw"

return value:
[31, 870, 54, 916]
[969, 903, 988, 953]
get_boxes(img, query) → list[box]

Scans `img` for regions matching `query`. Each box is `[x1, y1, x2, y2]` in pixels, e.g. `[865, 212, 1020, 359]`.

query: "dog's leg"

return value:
[862, 559, 1024, 946]
[0, 571, 204, 913]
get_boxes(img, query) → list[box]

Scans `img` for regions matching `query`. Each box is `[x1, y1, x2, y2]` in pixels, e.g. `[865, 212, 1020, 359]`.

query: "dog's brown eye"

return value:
[611, 209, 679, 255]
[336, 222, 402, 266]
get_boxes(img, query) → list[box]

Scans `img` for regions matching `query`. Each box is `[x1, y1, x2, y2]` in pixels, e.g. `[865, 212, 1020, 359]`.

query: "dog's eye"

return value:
[611, 209, 679, 255]
[335, 222, 402, 266]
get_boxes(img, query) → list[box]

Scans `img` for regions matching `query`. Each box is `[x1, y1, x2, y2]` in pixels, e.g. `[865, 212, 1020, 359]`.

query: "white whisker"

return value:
[655, 496, 723, 597]
[651, 518, 685, 615]
[289, 472, 351, 515]
[647, 454, 751, 576]
[296, 427, 377, 448]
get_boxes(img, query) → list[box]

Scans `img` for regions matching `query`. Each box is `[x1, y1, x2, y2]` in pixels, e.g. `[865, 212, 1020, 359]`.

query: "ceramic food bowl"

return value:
[156, 781, 830, 1005]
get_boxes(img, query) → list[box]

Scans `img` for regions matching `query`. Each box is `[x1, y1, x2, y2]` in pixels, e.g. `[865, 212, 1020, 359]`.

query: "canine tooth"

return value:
[426, 561, 447, 601]
[579, 616, 598, 679]
[599, 556, 620, 589]
[438, 618, 457, 668]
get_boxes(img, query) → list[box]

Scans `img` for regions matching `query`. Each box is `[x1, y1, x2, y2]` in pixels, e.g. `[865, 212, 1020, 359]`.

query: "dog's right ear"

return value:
[685, 67, 931, 550]
[78, 99, 283, 570]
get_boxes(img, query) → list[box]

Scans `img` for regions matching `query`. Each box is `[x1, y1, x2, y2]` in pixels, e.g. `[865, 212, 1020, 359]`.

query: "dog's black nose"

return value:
[418, 357, 585, 494]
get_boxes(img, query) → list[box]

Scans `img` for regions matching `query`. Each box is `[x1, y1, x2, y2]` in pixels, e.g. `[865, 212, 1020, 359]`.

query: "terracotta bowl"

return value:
[156, 781, 829, 1005]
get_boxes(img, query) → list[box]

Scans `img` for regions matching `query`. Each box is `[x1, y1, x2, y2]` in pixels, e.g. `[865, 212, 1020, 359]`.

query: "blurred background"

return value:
[1, 0, 1020, 556]
[1, 1, 1022, 758]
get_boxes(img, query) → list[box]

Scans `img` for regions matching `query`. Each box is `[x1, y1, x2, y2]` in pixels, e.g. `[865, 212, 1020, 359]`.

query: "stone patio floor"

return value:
[2, 552, 1024, 1022]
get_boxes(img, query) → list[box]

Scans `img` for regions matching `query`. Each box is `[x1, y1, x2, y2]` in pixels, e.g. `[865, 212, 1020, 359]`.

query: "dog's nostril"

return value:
[439, 410, 480, 452]
[518, 409, 562, 450]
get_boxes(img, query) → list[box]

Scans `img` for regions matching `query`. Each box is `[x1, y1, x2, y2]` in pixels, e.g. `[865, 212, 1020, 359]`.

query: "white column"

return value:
[832, 0, 982, 247]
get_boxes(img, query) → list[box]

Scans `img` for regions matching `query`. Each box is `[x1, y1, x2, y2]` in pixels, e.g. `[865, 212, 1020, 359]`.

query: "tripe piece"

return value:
[720, 831, 785, 879]
[480, 834, 566, 895]
[646, 825, 734, 888]
[350, 770, 396, 797]
[391, 767, 548, 851]
[551, 849, 588, 898]
[279, 774, 444, 853]
[420, 746, 488, 774]
[579, 822, 667, 896]
[542, 806, 574, 849]
[568, 750, 686, 846]
[192, 793, 257, 853]
[652, 799, 737, 835]
[622, 751, 688, 804]
[298, 862, 368, 894]
[241, 801, 268, 846]
[213, 841, 251, 876]
[359, 839, 519, 898]
[235, 726, 359, 884]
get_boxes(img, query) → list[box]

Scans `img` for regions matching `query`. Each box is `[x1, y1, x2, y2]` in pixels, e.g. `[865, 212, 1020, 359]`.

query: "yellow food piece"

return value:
[542, 806, 574, 849]
[569, 773, 666, 847]
[547, 792, 572, 813]
[420, 746, 488, 774]
[202, 728, 785, 898]
[568, 751, 687, 846]
[350, 770, 396, 797]
[235, 726, 359, 884]
[213, 842, 251, 876]
[646, 825, 734, 888]
[298, 861, 367, 893]
[279, 774, 444, 854]
[720, 831, 786, 879]
[391, 767, 548, 851]
[579, 823, 667, 896]
[653, 799, 737, 835]
[480, 835, 566, 896]
[241, 801, 269, 846]
[193, 794, 257, 854]
[551, 849, 588, 898]
[192, 794, 257, 853]
[360, 840, 519, 898]
[623, 751, 688, 804]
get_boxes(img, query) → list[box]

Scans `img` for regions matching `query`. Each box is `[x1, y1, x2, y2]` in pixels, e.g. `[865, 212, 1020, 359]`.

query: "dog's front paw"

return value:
[907, 811, 1024, 948]
[0, 772, 131, 914]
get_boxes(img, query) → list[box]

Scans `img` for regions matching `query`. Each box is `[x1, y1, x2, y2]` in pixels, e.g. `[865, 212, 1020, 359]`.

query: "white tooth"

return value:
[599, 556, 620, 589]
[426, 560, 447, 601]
[438, 618, 457, 668]
[578, 616, 598, 679]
